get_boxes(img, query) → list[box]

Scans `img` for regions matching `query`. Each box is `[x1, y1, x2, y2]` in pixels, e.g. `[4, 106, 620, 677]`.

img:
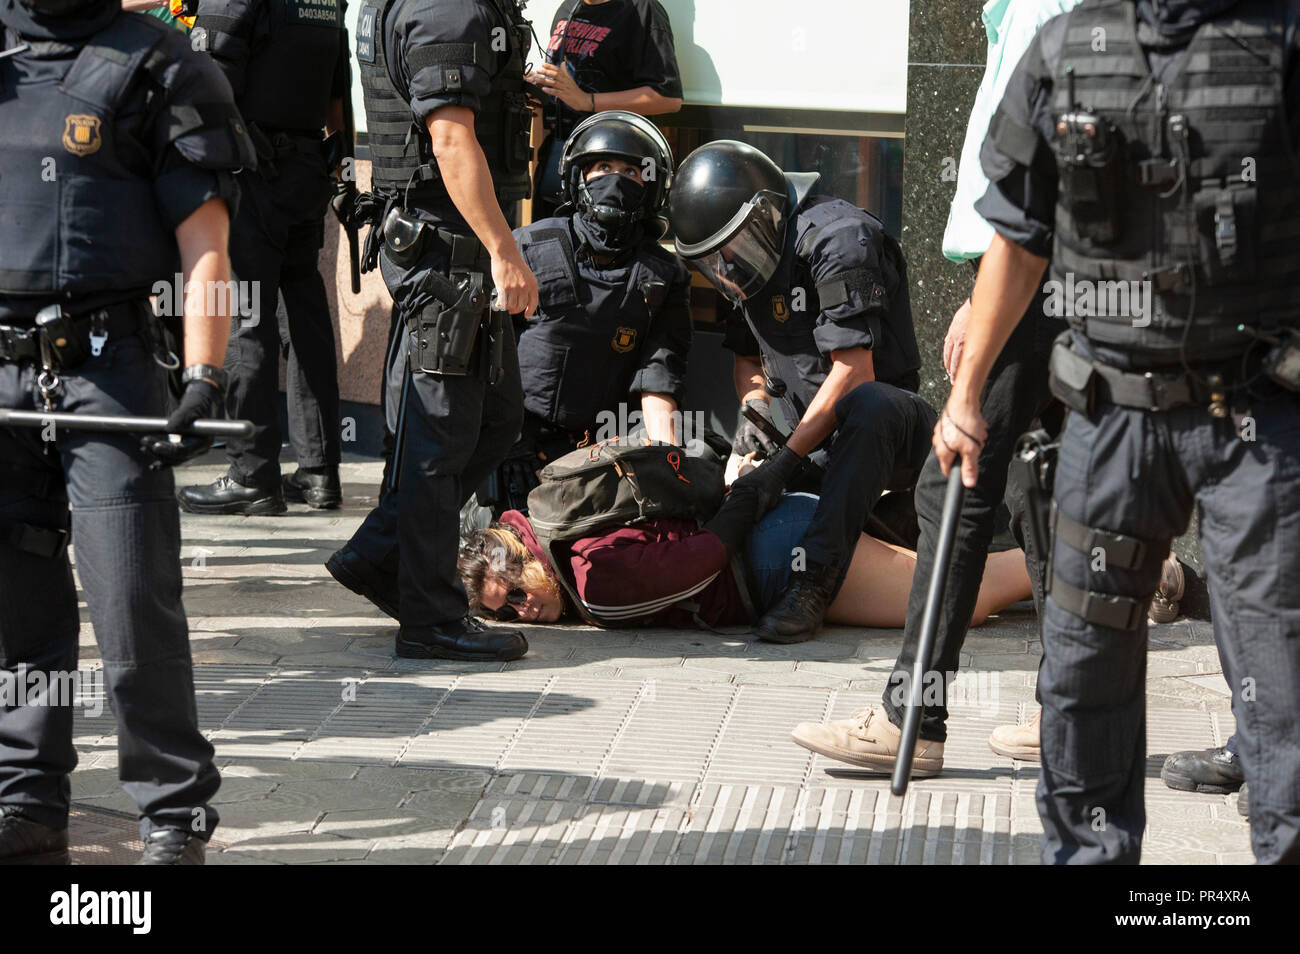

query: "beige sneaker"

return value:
[988, 708, 1041, 761]
[1148, 552, 1185, 624]
[791, 705, 944, 776]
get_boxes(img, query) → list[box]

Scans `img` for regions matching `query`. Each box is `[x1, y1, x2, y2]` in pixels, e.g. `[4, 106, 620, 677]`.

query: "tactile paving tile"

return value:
[602, 682, 737, 781]
[500, 678, 644, 776]
[208, 673, 348, 758]
[297, 677, 452, 763]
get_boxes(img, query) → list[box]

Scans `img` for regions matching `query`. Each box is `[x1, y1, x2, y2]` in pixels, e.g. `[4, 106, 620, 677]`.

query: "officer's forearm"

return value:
[951, 232, 1048, 407]
[733, 354, 767, 404]
[593, 87, 682, 116]
[428, 108, 516, 259]
[640, 393, 678, 444]
[175, 197, 233, 369]
[786, 347, 875, 457]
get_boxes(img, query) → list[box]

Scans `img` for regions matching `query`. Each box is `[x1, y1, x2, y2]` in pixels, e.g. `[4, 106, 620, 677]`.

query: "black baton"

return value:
[891, 461, 965, 796]
[0, 409, 253, 438]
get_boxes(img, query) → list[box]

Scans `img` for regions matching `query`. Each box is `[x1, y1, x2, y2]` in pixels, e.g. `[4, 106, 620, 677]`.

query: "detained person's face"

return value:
[479, 575, 565, 624]
[584, 157, 644, 184]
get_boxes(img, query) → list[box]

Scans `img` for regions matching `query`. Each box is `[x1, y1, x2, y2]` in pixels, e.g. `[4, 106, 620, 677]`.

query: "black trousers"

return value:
[0, 328, 219, 840]
[1038, 362, 1300, 865]
[278, 266, 342, 471]
[224, 143, 340, 487]
[345, 241, 524, 627]
[797, 380, 936, 585]
[882, 302, 1066, 742]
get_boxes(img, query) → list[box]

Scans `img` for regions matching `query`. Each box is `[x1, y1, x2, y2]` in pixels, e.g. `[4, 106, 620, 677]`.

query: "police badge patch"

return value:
[611, 327, 637, 353]
[62, 115, 102, 157]
[771, 294, 789, 322]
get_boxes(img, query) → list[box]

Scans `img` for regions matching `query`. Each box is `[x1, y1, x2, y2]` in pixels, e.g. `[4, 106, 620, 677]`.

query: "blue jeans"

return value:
[745, 493, 820, 613]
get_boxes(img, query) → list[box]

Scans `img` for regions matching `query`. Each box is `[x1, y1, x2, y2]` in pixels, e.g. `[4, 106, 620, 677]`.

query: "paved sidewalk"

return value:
[68, 453, 1249, 864]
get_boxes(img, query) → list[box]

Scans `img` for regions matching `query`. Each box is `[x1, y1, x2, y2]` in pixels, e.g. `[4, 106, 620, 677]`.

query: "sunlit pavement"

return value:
[67, 450, 1247, 864]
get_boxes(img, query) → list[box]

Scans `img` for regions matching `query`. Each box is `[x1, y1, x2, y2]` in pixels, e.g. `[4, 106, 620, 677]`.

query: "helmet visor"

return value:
[687, 196, 785, 303]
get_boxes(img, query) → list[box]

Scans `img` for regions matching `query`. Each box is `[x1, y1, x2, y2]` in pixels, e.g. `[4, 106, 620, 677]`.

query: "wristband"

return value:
[182, 363, 228, 393]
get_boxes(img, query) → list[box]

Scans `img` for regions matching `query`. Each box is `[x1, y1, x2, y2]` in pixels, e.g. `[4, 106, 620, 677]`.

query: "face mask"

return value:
[573, 172, 647, 256]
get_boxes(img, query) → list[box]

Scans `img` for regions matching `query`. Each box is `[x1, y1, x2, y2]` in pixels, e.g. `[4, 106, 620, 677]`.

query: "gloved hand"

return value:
[140, 376, 224, 467]
[331, 180, 362, 231]
[732, 399, 781, 459]
[728, 444, 803, 517]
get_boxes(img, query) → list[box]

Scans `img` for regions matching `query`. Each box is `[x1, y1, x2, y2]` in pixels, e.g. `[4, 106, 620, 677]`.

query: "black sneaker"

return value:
[283, 466, 342, 510]
[137, 829, 205, 865]
[326, 547, 399, 619]
[1161, 745, 1245, 794]
[754, 560, 840, 644]
[397, 616, 528, 661]
[0, 807, 69, 865]
[177, 473, 287, 516]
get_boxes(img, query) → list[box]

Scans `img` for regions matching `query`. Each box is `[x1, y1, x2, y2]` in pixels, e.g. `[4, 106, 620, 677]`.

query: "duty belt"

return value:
[0, 300, 152, 368]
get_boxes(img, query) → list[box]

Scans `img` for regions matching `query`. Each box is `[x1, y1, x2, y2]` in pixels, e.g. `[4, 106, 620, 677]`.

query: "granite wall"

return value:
[900, 0, 987, 411]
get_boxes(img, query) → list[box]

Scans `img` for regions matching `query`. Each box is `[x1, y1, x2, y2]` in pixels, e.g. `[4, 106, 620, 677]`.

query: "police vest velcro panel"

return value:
[240, 0, 344, 133]
[0, 14, 178, 296]
[358, 0, 532, 202]
[1046, 0, 1300, 360]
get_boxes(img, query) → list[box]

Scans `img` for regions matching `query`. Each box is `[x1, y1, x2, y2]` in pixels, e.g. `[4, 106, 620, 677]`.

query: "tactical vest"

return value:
[0, 15, 179, 303]
[1047, 0, 1300, 360]
[516, 221, 680, 431]
[741, 196, 921, 425]
[237, 0, 344, 133]
[357, 0, 532, 202]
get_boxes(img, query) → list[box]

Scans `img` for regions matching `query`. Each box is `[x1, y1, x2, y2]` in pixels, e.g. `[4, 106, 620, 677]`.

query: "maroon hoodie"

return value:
[498, 510, 752, 629]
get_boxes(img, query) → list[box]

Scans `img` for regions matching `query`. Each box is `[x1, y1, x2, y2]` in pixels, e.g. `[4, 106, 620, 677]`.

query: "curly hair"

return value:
[458, 523, 564, 617]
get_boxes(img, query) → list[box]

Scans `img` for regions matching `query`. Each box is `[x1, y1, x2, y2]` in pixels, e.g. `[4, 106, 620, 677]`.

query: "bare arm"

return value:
[175, 197, 232, 368]
[934, 232, 1048, 486]
[640, 393, 678, 444]
[528, 65, 682, 116]
[427, 106, 538, 316]
[733, 354, 767, 404]
[786, 347, 875, 457]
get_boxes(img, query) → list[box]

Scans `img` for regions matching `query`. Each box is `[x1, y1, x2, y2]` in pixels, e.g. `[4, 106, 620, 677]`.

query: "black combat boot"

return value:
[754, 560, 840, 644]
[1160, 745, 1244, 794]
[326, 546, 399, 619]
[137, 829, 205, 865]
[0, 807, 69, 865]
[283, 466, 342, 510]
[177, 473, 287, 516]
[397, 616, 528, 661]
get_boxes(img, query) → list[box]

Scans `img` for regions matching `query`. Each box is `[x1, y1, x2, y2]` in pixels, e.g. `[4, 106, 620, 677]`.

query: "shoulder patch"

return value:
[62, 114, 103, 156]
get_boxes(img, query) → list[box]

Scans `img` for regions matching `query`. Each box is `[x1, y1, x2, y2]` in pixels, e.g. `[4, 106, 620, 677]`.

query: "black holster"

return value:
[1011, 428, 1059, 588]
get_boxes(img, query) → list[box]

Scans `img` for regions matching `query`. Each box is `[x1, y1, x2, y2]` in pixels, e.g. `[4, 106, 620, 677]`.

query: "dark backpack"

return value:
[526, 437, 724, 543]
[522, 436, 739, 628]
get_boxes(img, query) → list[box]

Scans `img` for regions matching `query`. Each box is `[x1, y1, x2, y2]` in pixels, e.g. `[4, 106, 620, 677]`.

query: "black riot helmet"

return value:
[668, 140, 792, 303]
[559, 110, 675, 226]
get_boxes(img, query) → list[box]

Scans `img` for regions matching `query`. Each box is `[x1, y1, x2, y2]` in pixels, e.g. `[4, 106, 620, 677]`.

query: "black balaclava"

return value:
[1135, 0, 1242, 45]
[2, 0, 120, 40]
[572, 171, 648, 260]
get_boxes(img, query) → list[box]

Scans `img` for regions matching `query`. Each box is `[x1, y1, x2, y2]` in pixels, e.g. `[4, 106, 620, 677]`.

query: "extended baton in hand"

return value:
[891, 461, 965, 797]
[0, 409, 253, 438]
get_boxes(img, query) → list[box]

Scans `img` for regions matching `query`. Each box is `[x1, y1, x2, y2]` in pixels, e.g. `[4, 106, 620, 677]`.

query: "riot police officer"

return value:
[0, 0, 254, 863]
[669, 141, 936, 644]
[324, 0, 538, 661]
[936, 0, 1300, 863]
[488, 109, 691, 516]
[176, 0, 349, 514]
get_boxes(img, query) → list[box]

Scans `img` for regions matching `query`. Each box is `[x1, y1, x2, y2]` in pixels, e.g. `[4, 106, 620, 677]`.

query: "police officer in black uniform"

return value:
[324, 0, 538, 661]
[669, 141, 937, 644]
[936, 0, 1300, 863]
[488, 109, 691, 516]
[0, 0, 254, 863]
[175, 0, 349, 514]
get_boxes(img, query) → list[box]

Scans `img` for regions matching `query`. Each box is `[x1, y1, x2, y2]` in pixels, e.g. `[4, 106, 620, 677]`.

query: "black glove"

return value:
[704, 481, 765, 556]
[331, 180, 362, 231]
[140, 376, 225, 467]
[729, 444, 803, 517]
[732, 399, 781, 459]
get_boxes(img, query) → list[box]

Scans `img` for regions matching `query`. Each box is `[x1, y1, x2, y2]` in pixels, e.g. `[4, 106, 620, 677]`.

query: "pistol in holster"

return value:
[1011, 427, 1059, 585]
